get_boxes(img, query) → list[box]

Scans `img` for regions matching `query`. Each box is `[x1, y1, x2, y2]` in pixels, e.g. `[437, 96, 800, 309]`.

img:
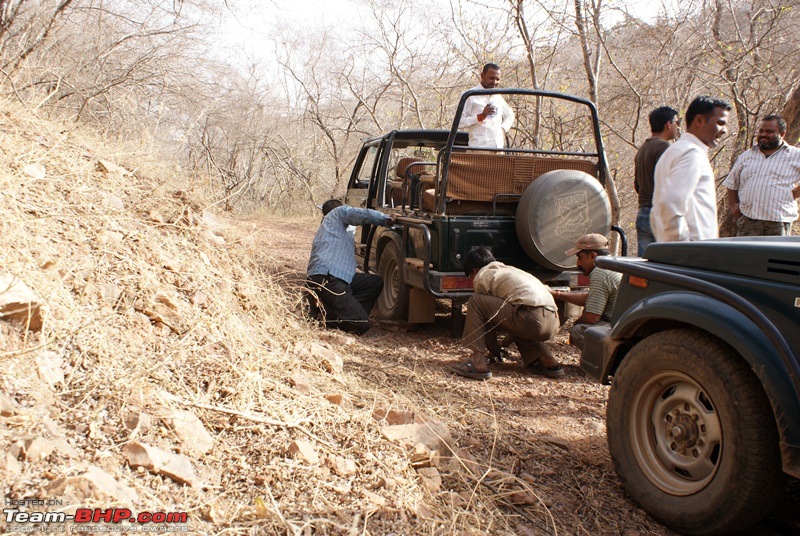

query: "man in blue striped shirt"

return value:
[307, 200, 396, 334]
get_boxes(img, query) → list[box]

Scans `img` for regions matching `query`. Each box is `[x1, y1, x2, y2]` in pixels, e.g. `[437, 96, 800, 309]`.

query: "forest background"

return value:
[2, 0, 800, 234]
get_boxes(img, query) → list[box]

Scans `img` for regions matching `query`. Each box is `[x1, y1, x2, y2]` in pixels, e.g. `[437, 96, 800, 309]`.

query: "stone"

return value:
[22, 163, 46, 180]
[21, 436, 55, 461]
[537, 435, 570, 451]
[96, 160, 131, 177]
[372, 408, 415, 425]
[98, 230, 124, 244]
[288, 373, 312, 394]
[0, 273, 44, 331]
[123, 410, 154, 433]
[0, 449, 22, 475]
[48, 465, 138, 503]
[35, 351, 64, 388]
[287, 440, 319, 465]
[295, 342, 343, 374]
[202, 228, 225, 246]
[328, 456, 357, 477]
[160, 409, 213, 456]
[0, 393, 18, 416]
[324, 393, 343, 405]
[410, 444, 440, 468]
[381, 421, 454, 455]
[99, 192, 125, 211]
[362, 490, 386, 507]
[122, 441, 197, 486]
[416, 467, 442, 494]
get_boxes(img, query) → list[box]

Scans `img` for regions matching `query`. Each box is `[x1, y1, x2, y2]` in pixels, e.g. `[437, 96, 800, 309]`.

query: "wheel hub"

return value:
[667, 413, 700, 449]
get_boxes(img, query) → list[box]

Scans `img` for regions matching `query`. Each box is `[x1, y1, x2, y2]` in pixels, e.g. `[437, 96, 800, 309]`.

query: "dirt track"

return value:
[257, 215, 800, 536]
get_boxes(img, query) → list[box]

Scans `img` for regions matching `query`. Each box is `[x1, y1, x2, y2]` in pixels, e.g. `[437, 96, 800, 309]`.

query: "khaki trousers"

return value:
[463, 294, 559, 365]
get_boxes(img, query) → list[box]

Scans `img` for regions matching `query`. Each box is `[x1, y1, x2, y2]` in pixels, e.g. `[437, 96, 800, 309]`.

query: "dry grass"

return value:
[0, 97, 684, 536]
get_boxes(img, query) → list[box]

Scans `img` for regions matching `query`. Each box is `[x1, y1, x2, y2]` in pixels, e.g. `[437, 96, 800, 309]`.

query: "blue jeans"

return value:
[636, 206, 655, 257]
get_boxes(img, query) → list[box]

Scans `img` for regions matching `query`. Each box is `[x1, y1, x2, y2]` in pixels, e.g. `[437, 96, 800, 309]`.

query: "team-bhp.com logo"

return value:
[4, 507, 189, 532]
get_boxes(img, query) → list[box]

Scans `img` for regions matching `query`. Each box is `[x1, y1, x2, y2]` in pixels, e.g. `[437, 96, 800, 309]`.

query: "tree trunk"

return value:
[783, 83, 800, 146]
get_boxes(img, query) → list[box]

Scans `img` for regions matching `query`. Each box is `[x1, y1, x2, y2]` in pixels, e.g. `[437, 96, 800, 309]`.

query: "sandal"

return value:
[450, 362, 492, 381]
[526, 361, 565, 379]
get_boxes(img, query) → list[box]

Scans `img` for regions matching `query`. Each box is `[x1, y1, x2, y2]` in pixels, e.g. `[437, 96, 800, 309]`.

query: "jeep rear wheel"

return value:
[607, 329, 784, 535]
[515, 169, 611, 271]
[377, 240, 410, 321]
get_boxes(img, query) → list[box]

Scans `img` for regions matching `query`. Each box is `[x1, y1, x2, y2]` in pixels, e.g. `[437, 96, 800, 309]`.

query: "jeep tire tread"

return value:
[377, 240, 410, 321]
[607, 329, 784, 535]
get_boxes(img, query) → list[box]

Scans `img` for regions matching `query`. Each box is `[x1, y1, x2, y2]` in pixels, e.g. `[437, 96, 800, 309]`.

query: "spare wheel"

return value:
[515, 169, 611, 271]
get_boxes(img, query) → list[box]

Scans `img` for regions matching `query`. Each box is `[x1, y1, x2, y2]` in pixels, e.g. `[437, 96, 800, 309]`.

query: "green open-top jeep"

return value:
[343, 89, 621, 325]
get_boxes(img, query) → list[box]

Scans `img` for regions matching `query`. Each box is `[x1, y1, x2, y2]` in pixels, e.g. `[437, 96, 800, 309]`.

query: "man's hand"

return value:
[729, 201, 741, 217]
[478, 103, 496, 122]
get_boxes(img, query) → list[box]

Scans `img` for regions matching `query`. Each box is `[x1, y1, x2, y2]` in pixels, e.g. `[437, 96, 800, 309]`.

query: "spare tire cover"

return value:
[515, 169, 611, 271]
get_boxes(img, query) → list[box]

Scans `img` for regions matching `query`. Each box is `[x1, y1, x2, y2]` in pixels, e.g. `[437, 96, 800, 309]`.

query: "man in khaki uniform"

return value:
[451, 247, 564, 380]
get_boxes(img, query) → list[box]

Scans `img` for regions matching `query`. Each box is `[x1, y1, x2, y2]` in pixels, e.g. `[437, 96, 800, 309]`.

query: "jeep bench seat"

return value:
[421, 153, 598, 215]
[390, 157, 436, 206]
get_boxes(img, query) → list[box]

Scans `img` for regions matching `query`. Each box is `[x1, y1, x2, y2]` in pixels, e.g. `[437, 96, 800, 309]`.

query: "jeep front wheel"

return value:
[377, 240, 410, 321]
[607, 329, 784, 535]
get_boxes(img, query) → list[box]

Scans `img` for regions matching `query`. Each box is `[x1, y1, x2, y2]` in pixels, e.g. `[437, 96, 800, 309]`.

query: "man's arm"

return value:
[722, 156, 743, 216]
[500, 98, 514, 132]
[340, 206, 395, 227]
[726, 188, 741, 217]
[550, 288, 588, 307]
[458, 96, 481, 129]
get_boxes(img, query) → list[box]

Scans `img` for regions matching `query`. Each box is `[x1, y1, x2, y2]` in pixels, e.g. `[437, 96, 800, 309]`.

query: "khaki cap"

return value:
[565, 233, 609, 256]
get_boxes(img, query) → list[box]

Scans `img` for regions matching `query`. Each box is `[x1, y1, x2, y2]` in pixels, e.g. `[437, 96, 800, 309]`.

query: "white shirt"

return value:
[457, 85, 514, 148]
[651, 132, 719, 242]
[722, 143, 800, 222]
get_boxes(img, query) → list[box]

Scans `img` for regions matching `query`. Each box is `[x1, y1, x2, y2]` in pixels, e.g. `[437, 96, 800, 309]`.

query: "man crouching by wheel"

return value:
[450, 247, 564, 380]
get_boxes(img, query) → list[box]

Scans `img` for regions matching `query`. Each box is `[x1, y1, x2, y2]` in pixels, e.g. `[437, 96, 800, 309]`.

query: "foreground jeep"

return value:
[581, 237, 800, 535]
[343, 89, 619, 325]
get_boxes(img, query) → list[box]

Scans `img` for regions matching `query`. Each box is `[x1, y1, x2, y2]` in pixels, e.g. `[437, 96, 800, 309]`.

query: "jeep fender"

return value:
[611, 290, 800, 470]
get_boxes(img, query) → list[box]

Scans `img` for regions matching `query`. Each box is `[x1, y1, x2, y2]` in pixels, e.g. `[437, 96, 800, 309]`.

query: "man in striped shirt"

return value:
[550, 234, 622, 350]
[724, 115, 800, 236]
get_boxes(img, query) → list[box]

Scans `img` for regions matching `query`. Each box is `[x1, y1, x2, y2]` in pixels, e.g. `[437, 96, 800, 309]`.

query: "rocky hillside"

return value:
[1, 103, 599, 535]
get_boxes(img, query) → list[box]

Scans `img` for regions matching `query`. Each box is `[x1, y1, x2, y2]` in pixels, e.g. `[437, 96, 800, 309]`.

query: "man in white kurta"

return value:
[651, 96, 732, 242]
[457, 63, 514, 148]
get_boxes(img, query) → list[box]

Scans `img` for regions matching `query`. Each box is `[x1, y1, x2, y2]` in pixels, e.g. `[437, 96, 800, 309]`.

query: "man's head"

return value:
[757, 114, 786, 152]
[464, 246, 496, 278]
[321, 199, 343, 216]
[649, 106, 680, 140]
[479, 63, 501, 89]
[565, 233, 610, 276]
[685, 96, 731, 148]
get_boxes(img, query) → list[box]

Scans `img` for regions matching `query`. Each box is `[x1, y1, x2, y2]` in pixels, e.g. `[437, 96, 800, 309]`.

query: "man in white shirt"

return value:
[651, 96, 732, 242]
[723, 115, 800, 236]
[457, 63, 515, 148]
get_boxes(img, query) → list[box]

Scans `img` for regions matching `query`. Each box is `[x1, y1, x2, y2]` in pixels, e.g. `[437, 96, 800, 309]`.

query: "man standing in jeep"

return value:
[457, 63, 515, 148]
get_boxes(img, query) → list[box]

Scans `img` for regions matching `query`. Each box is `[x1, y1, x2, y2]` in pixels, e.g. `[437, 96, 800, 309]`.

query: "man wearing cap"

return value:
[307, 199, 396, 335]
[550, 233, 621, 350]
